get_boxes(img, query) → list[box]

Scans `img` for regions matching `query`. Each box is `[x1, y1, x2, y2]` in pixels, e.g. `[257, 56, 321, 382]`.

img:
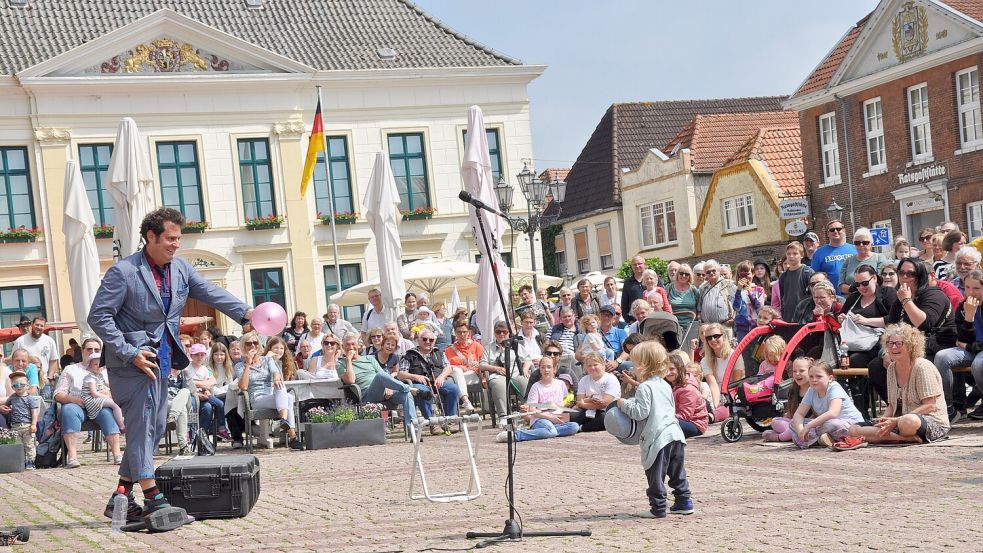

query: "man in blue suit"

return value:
[89, 207, 252, 525]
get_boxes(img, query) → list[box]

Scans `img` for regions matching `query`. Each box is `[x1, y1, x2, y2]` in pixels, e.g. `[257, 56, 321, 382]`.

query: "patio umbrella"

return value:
[329, 256, 561, 306]
[450, 285, 462, 315]
[362, 151, 405, 322]
[462, 105, 507, 344]
[106, 117, 155, 258]
[62, 160, 101, 337]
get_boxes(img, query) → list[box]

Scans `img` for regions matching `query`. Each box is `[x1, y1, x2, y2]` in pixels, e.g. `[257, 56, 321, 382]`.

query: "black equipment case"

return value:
[154, 454, 260, 519]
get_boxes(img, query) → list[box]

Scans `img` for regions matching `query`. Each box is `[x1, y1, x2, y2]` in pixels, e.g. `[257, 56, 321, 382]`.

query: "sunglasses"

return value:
[544, 351, 562, 357]
[899, 270, 917, 277]
[919, 236, 932, 242]
[322, 341, 338, 347]
[679, 273, 691, 278]
[856, 277, 874, 287]
[853, 240, 871, 246]
[828, 227, 845, 233]
[11, 382, 28, 389]
[420, 337, 435, 343]
[370, 335, 383, 339]
[244, 341, 259, 346]
[881, 271, 896, 277]
[695, 273, 705, 277]
[706, 333, 724, 341]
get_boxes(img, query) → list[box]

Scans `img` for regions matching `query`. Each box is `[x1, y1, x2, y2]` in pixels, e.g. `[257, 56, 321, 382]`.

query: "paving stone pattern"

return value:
[2, 420, 983, 552]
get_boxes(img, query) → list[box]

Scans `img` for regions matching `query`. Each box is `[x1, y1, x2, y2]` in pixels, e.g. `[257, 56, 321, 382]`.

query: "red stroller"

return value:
[718, 320, 839, 442]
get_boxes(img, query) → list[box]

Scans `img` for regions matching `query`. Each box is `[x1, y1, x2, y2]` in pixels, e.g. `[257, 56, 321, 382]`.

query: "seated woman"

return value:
[479, 321, 531, 418]
[933, 269, 983, 420]
[571, 353, 621, 432]
[795, 280, 842, 324]
[497, 354, 580, 443]
[838, 265, 897, 368]
[699, 322, 743, 422]
[309, 335, 341, 379]
[665, 351, 708, 438]
[377, 334, 402, 374]
[843, 323, 951, 449]
[237, 331, 303, 451]
[868, 258, 958, 414]
[625, 299, 653, 335]
[790, 360, 866, 449]
[364, 327, 385, 357]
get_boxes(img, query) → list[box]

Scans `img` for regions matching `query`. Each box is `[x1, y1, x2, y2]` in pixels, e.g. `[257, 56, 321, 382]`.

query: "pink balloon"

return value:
[251, 302, 288, 336]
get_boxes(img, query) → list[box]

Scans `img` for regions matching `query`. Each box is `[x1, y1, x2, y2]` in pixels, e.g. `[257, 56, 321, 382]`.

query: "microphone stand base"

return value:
[466, 519, 591, 549]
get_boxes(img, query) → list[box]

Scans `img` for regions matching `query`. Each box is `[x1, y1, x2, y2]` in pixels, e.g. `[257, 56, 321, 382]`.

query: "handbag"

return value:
[194, 428, 215, 456]
[840, 316, 882, 351]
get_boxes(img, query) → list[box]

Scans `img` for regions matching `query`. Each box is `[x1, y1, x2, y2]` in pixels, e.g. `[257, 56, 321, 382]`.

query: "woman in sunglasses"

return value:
[879, 263, 898, 288]
[698, 322, 743, 422]
[838, 228, 890, 295]
[312, 336, 341, 379]
[236, 331, 303, 451]
[838, 265, 897, 410]
[867, 258, 957, 415]
[913, 227, 937, 261]
[364, 328, 385, 357]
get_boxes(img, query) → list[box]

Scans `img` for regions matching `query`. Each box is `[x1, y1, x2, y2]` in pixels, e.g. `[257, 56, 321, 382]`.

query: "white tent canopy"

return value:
[329, 257, 562, 307]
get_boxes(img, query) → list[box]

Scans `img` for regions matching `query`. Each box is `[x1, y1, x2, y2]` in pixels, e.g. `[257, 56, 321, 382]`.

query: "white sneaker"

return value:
[65, 458, 81, 469]
[462, 398, 475, 413]
[495, 431, 509, 443]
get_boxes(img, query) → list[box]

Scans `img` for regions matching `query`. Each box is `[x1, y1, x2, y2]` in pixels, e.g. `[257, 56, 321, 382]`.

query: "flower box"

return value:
[318, 212, 358, 225]
[0, 443, 25, 474]
[183, 221, 209, 234]
[93, 225, 115, 239]
[246, 223, 281, 231]
[0, 226, 42, 243]
[245, 215, 284, 231]
[304, 419, 387, 450]
[1, 236, 36, 243]
[401, 212, 433, 221]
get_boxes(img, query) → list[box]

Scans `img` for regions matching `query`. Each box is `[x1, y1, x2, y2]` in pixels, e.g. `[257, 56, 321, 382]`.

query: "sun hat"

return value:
[604, 404, 640, 445]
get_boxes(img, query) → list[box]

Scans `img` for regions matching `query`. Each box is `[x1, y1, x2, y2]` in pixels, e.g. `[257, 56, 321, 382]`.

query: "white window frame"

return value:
[907, 83, 933, 163]
[863, 98, 886, 173]
[639, 199, 677, 249]
[722, 194, 756, 233]
[968, 201, 983, 240]
[871, 219, 893, 255]
[573, 227, 590, 275]
[818, 112, 840, 185]
[956, 67, 983, 151]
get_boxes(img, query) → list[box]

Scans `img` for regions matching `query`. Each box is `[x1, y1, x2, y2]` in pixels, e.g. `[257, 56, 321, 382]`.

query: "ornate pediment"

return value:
[89, 37, 265, 75]
[831, 0, 983, 87]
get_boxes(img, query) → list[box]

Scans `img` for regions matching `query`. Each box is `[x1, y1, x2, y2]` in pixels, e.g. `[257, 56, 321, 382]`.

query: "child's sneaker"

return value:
[818, 433, 834, 449]
[636, 509, 667, 519]
[669, 499, 695, 515]
[25, 461, 35, 471]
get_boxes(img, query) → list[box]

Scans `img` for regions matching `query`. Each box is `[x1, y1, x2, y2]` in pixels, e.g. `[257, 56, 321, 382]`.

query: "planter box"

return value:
[183, 226, 206, 234]
[94, 232, 114, 239]
[321, 218, 356, 225]
[1, 236, 37, 243]
[0, 443, 25, 474]
[246, 223, 281, 231]
[304, 419, 386, 450]
[401, 213, 433, 221]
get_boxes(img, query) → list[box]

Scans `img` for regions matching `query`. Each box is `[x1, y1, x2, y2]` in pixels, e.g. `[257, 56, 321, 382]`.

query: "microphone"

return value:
[458, 190, 504, 217]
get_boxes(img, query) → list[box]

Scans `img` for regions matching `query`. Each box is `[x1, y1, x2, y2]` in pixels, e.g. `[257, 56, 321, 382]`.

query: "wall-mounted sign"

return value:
[870, 227, 890, 247]
[785, 220, 808, 236]
[897, 162, 946, 186]
[779, 198, 810, 219]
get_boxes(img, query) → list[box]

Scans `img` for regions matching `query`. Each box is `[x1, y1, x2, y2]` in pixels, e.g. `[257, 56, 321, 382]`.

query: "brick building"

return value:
[785, 0, 983, 246]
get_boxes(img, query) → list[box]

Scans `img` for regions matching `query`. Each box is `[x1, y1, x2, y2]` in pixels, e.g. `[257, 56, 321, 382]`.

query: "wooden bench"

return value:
[834, 367, 877, 420]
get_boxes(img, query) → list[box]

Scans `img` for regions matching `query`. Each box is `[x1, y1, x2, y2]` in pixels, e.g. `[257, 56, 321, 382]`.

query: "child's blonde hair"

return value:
[761, 335, 786, 361]
[757, 305, 779, 322]
[685, 362, 702, 379]
[579, 314, 599, 329]
[630, 341, 669, 381]
[582, 352, 606, 367]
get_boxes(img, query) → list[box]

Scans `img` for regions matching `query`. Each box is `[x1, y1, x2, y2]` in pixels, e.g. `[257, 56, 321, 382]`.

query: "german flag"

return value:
[300, 99, 325, 198]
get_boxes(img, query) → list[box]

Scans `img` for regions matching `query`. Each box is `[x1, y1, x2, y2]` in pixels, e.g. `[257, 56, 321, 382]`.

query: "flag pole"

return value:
[317, 85, 343, 294]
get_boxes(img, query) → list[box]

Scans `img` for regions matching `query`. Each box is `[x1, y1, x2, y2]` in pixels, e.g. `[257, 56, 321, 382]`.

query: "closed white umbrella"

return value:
[362, 151, 406, 322]
[462, 105, 507, 344]
[62, 160, 101, 337]
[450, 285, 462, 315]
[107, 117, 155, 258]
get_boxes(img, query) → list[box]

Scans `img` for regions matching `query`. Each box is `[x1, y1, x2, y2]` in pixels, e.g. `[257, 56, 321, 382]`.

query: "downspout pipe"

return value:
[834, 94, 857, 231]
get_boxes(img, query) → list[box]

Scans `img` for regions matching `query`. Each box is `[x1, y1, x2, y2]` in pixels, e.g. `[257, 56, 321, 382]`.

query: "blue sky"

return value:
[414, 0, 878, 172]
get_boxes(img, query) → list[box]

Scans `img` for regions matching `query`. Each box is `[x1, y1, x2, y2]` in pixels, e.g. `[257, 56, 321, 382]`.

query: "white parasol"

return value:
[106, 117, 155, 258]
[362, 151, 406, 322]
[62, 160, 101, 337]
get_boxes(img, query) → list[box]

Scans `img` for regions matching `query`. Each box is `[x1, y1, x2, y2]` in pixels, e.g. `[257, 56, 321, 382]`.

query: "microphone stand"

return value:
[463, 205, 591, 548]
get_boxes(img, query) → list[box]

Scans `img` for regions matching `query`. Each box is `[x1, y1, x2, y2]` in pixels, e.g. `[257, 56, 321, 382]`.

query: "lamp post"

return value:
[494, 162, 567, 294]
[826, 198, 844, 224]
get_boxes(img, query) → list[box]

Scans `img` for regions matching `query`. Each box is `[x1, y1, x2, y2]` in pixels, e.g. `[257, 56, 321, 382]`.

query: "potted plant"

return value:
[244, 214, 284, 230]
[93, 223, 115, 239]
[400, 207, 435, 221]
[304, 403, 386, 450]
[318, 211, 358, 225]
[0, 226, 42, 243]
[183, 220, 209, 234]
[0, 428, 24, 474]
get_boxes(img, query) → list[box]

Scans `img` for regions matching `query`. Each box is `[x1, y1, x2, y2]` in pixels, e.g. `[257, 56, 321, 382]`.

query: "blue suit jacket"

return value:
[88, 251, 249, 371]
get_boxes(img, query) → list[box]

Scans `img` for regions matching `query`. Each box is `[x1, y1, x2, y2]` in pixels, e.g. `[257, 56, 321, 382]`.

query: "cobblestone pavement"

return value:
[2, 419, 983, 553]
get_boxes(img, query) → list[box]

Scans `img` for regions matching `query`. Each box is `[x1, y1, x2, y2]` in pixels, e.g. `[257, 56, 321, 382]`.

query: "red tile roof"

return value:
[538, 168, 570, 182]
[664, 111, 799, 173]
[559, 96, 787, 219]
[791, 1, 983, 100]
[726, 125, 806, 197]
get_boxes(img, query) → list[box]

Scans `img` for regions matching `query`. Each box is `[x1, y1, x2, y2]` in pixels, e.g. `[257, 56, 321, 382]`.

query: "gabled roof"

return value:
[725, 125, 805, 197]
[538, 168, 570, 183]
[664, 111, 799, 174]
[0, 0, 520, 76]
[789, 0, 983, 101]
[559, 96, 787, 220]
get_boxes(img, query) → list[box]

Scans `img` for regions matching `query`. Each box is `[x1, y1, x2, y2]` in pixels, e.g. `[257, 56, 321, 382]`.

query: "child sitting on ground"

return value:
[497, 355, 580, 443]
[790, 360, 866, 448]
[81, 352, 124, 432]
[666, 351, 708, 438]
[762, 356, 811, 442]
[616, 341, 694, 519]
[4, 371, 40, 470]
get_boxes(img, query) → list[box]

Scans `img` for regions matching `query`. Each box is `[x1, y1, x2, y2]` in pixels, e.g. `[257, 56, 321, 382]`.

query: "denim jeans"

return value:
[59, 402, 121, 435]
[934, 347, 983, 412]
[513, 417, 580, 442]
[198, 395, 227, 431]
[363, 371, 416, 427]
[411, 380, 460, 419]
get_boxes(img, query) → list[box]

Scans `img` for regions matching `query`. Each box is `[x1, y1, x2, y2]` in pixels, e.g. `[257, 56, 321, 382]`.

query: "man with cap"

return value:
[801, 232, 820, 266]
[598, 305, 628, 371]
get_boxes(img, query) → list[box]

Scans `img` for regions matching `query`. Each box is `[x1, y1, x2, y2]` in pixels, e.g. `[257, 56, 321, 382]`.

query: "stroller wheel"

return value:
[720, 417, 743, 443]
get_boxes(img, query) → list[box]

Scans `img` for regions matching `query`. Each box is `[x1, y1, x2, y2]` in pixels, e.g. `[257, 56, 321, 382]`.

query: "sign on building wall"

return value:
[896, 162, 946, 186]
[870, 227, 890, 247]
[785, 220, 808, 236]
[779, 198, 810, 220]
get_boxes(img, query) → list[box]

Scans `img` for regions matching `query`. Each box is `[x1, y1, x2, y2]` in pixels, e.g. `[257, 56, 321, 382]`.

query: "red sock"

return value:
[142, 485, 160, 499]
[118, 479, 133, 495]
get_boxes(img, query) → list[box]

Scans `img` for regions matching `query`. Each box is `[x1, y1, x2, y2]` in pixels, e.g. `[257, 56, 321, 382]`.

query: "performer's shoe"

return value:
[103, 491, 143, 523]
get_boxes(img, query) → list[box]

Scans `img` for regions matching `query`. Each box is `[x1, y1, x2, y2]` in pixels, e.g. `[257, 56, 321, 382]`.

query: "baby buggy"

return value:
[638, 311, 682, 351]
[718, 320, 839, 442]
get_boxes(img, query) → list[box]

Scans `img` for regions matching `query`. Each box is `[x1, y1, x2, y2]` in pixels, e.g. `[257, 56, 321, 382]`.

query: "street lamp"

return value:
[826, 198, 844, 223]
[494, 162, 567, 294]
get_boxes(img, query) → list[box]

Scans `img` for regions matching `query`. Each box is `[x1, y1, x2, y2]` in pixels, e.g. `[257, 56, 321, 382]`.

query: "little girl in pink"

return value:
[762, 356, 811, 442]
[743, 334, 784, 399]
